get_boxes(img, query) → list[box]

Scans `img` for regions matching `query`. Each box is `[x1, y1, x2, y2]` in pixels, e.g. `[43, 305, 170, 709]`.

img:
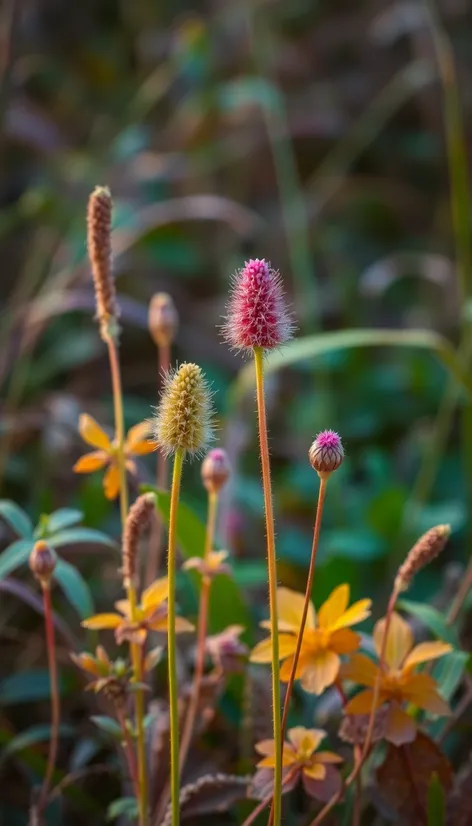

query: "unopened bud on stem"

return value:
[309, 430, 344, 479]
[29, 541, 57, 588]
[148, 293, 178, 349]
[201, 448, 231, 494]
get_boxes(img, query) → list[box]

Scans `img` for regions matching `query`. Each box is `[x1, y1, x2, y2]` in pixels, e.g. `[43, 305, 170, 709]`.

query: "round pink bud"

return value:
[223, 258, 294, 352]
[201, 448, 231, 494]
[308, 430, 344, 478]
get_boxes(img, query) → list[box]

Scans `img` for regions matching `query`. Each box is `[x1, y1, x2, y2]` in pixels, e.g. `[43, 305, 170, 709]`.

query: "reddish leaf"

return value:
[302, 765, 342, 803]
[376, 732, 453, 825]
[446, 757, 472, 826]
[248, 767, 300, 800]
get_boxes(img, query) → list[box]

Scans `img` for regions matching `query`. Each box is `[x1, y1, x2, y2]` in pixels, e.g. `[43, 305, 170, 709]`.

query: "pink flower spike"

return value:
[308, 430, 344, 478]
[223, 258, 294, 353]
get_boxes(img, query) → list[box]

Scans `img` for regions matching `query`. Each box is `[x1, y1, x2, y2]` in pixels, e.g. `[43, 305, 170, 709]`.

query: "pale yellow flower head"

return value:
[153, 363, 214, 457]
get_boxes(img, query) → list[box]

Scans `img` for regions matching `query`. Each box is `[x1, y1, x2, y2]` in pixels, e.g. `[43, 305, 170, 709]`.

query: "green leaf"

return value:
[322, 529, 385, 561]
[427, 773, 445, 826]
[48, 527, 117, 550]
[232, 561, 267, 587]
[0, 724, 75, 764]
[91, 716, 123, 739]
[107, 797, 138, 821]
[0, 670, 67, 704]
[231, 328, 470, 402]
[47, 509, 84, 534]
[55, 560, 95, 619]
[0, 501, 33, 538]
[432, 650, 469, 702]
[0, 538, 33, 580]
[398, 599, 458, 646]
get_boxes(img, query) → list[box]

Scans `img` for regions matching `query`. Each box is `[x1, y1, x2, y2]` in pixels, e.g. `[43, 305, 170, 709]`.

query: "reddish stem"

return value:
[39, 585, 60, 813]
[116, 705, 140, 800]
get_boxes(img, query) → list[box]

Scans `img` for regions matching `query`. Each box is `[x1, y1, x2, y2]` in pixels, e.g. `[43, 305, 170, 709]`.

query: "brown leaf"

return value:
[376, 732, 453, 825]
[446, 754, 472, 826]
[248, 767, 300, 800]
[161, 773, 251, 825]
[302, 765, 342, 803]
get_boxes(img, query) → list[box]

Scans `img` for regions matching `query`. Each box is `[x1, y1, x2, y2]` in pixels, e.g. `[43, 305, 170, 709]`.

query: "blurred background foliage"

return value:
[1, 0, 472, 822]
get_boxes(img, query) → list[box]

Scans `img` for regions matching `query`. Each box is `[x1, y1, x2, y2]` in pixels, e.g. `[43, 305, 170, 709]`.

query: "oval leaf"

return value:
[47, 509, 84, 535]
[55, 559, 95, 619]
[0, 723, 75, 764]
[91, 716, 123, 739]
[49, 528, 117, 550]
[398, 599, 458, 646]
[0, 539, 34, 580]
[0, 501, 33, 539]
[0, 670, 67, 704]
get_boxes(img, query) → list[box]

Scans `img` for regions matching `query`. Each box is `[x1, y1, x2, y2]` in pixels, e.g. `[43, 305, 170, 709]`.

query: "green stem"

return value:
[253, 346, 281, 826]
[39, 585, 60, 813]
[168, 448, 185, 826]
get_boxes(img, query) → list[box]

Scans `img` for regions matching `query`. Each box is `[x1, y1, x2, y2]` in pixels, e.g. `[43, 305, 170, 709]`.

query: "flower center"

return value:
[303, 628, 331, 652]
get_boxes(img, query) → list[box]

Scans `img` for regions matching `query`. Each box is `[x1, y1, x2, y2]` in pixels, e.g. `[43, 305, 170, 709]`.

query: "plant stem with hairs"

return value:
[253, 346, 282, 826]
[39, 585, 60, 813]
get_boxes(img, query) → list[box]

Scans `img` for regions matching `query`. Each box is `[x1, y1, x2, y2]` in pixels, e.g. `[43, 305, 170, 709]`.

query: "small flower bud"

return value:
[223, 258, 294, 353]
[87, 186, 119, 341]
[309, 430, 344, 479]
[122, 493, 156, 588]
[29, 540, 57, 587]
[148, 292, 178, 349]
[201, 448, 231, 494]
[153, 362, 214, 457]
[394, 524, 451, 594]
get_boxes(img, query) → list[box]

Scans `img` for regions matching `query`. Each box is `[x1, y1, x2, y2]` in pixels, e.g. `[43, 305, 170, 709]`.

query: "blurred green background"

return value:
[1, 0, 472, 822]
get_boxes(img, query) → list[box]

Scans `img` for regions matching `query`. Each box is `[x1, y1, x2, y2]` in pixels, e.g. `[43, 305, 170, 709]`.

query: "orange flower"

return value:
[253, 727, 342, 802]
[81, 577, 193, 645]
[73, 413, 157, 499]
[342, 611, 451, 745]
[250, 585, 371, 695]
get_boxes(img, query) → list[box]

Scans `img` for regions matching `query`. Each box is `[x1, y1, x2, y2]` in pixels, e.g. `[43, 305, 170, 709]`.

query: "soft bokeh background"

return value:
[1, 0, 472, 822]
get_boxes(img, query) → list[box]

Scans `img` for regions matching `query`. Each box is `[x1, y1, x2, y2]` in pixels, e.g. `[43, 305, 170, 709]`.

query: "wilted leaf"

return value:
[55, 559, 95, 619]
[376, 732, 453, 825]
[162, 773, 251, 824]
[0, 501, 33, 538]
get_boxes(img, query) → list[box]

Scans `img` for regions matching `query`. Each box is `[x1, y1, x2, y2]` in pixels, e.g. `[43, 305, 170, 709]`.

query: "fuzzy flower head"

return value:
[153, 363, 214, 458]
[223, 258, 294, 353]
[309, 430, 344, 479]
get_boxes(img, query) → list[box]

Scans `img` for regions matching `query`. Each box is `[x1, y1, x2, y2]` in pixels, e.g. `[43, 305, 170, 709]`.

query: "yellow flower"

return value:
[81, 577, 194, 645]
[182, 550, 231, 578]
[73, 413, 157, 499]
[250, 585, 371, 695]
[343, 611, 451, 745]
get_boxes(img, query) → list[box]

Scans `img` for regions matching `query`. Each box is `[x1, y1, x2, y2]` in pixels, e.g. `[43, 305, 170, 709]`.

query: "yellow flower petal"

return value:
[318, 584, 349, 629]
[250, 633, 297, 664]
[257, 755, 277, 768]
[81, 613, 121, 630]
[125, 421, 155, 454]
[316, 751, 343, 764]
[175, 616, 195, 633]
[73, 451, 109, 473]
[330, 598, 372, 632]
[280, 653, 306, 682]
[70, 653, 100, 675]
[402, 673, 451, 716]
[330, 628, 361, 655]
[208, 550, 229, 569]
[340, 653, 378, 687]
[115, 599, 131, 617]
[79, 414, 112, 451]
[142, 577, 169, 609]
[288, 727, 325, 755]
[303, 763, 326, 781]
[344, 688, 383, 715]
[300, 651, 340, 695]
[384, 703, 416, 746]
[276, 587, 315, 633]
[373, 612, 413, 670]
[255, 739, 276, 757]
[103, 462, 120, 500]
[403, 641, 452, 670]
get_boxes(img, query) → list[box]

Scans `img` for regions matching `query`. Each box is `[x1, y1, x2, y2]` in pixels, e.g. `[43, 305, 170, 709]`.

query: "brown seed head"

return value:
[201, 448, 231, 494]
[29, 540, 57, 588]
[122, 492, 156, 588]
[148, 292, 178, 349]
[394, 524, 451, 594]
[87, 186, 119, 341]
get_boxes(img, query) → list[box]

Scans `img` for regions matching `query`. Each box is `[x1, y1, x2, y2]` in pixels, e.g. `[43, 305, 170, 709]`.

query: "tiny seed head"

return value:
[153, 362, 214, 457]
[29, 540, 57, 588]
[309, 430, 344, 479]
[395, 524, 451, 593]
[148, 292, 178, 348]
[122, 492, 156, 588]
[201, 448, 231, 494]
[87, 186, 119, 341]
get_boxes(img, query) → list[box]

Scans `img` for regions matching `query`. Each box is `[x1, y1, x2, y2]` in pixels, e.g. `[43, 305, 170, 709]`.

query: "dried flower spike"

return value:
[201, 448, 231, 494]
[149, 292, 179, 348]
[87, 186, 119, 341]
[309, 430, 344, 479]
[223, 258, 294, 352]
[153, 362, 214, 457]
[29, 540, 57, 588]
[122, 492, 156, 587]
[394, 524, 451, 593]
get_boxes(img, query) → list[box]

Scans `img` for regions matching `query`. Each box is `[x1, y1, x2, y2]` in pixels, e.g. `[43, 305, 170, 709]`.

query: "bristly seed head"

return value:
[148, 292, 178, 349]
[394, 524, 451, 594]
[29, 540, 57, 588]
[222, 258, 294, 353]
[201, 448, 231, 494]
[122, 492, 156, 588]
[153, 363, 214, 457]
[309, 430, 344, 479]
[87, 186, 120, 342]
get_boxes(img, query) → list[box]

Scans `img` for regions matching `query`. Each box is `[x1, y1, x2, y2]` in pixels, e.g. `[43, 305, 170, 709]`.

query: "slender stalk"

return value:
[38, 585, 60, 813]
[116, 706, 140, 800]
[448, 556, 472, 625]
[240, 767, 299, 826]
[167, 448, 185, 826]
[268, 477, 328, 825]
[253, 346, 281, 826]
[107, 336, 148, 826]
[179, 490, 218, 773]
[352, 746, 362, 826]
[145, 342, 171, 587]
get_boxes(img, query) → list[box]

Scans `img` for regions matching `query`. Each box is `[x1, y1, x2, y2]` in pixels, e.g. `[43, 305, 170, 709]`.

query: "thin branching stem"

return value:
[38, 585, 60, 813]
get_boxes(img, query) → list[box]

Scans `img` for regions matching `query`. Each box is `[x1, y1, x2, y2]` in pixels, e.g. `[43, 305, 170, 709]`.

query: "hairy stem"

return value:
[253, 346, 281, 826]
[167, 448, 185, 826]
[39, 585, 60, 813]
[179, 490, 218, 773]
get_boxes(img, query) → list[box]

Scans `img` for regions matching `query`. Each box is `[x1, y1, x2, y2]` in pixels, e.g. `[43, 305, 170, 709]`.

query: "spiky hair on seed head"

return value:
[309, 430, 344, 479]
[394, 524, 451, 594]
[222, 258, 294, 354]
[153, 363, 214, 457]
[87, 186, 119, 341]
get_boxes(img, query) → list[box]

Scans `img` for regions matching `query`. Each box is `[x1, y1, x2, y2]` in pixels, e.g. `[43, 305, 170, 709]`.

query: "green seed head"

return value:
[154, 362, 214, 457]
